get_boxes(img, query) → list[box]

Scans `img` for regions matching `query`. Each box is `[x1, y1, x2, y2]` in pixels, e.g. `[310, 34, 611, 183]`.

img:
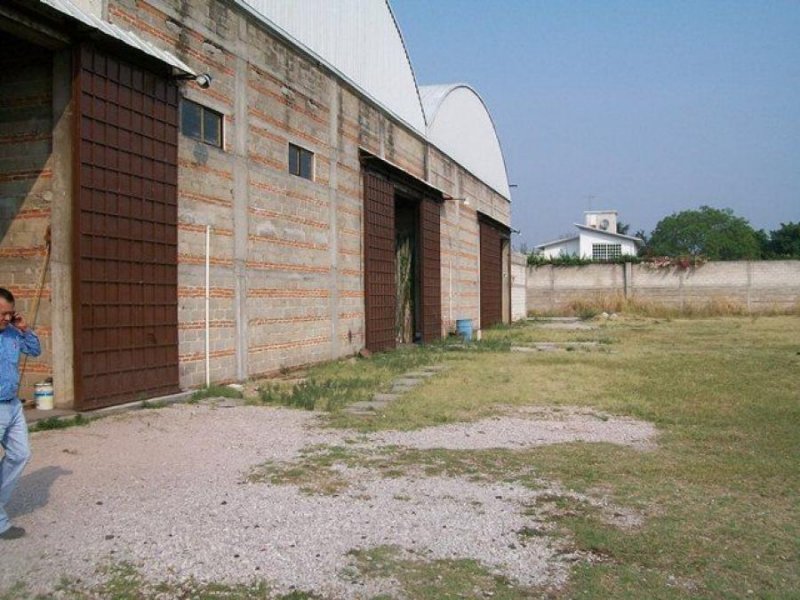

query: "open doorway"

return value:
[395, 195, 420, 345]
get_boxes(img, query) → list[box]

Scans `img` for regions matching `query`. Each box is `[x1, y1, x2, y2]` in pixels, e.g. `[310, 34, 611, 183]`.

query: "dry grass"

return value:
[530, 293, 800, 319]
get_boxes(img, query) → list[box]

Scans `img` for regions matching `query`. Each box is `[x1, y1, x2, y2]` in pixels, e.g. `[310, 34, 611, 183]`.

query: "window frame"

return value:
[288, 142, 314, 181]
[181, 98, 223, 148]
[592, 243, 623, 261]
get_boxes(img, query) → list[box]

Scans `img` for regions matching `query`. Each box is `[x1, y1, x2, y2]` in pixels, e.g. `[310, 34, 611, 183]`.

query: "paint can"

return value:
[456, 318, 473, 342]
[34, 382, 54, 411]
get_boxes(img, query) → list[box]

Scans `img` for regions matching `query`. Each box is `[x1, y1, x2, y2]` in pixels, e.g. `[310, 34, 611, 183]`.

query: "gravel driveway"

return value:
[0, 403, 656, 598]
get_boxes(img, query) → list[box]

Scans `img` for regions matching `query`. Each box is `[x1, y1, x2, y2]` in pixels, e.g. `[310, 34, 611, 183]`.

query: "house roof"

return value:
[534, 235, 579, 249]
[536, 226, 645, 249]
[574, 224, 645, 245]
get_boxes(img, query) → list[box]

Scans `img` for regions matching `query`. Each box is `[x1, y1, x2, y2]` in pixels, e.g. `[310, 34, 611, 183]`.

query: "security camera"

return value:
[195, 73, 212, 89]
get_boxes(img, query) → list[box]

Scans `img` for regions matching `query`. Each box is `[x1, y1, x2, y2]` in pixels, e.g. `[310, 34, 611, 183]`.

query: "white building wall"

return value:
[578, 230, 637, 259]
[541, 239, 580, 259]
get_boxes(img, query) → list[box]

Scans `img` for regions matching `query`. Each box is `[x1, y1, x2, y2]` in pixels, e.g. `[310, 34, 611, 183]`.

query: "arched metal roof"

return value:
[420, 84, 511, 199]
[237, 0, 426, 133]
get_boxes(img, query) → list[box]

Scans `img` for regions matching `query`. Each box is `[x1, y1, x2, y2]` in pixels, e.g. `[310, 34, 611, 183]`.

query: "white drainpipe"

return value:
[205, 225, 211, 388]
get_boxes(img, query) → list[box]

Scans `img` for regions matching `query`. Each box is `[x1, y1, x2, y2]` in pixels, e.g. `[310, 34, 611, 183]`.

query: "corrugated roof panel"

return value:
[39, 0, 195, 75]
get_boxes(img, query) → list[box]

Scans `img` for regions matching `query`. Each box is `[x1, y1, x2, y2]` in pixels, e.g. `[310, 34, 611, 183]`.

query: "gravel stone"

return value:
[0, 404, 655, 598]
[364, 409, 655, 451]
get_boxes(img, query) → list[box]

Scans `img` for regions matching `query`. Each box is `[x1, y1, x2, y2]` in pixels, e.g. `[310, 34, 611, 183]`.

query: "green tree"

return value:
[648, 206, 761, 260]
[766, 222, 800, 258]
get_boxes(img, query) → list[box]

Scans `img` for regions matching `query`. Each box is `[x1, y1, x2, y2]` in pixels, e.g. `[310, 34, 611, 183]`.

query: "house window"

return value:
[288, 143, 314, 180]
[592, 243, 622, 261]
[181, 99, 222, 147]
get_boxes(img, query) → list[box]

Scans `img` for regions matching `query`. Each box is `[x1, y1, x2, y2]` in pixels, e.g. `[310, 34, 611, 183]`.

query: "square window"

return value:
[181, 99, 222, 148]
[288, 143, 314, 180]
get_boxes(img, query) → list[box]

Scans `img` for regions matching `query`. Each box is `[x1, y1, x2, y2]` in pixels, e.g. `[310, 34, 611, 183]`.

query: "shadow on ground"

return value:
[7, 465, 71, 519]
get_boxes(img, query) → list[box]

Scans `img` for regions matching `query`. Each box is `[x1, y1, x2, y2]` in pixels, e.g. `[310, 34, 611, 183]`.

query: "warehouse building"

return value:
[0, 0, 513, 410]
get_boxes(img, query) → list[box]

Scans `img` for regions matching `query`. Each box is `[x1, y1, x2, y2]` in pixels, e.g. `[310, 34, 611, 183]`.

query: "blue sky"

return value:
[391, 0, 800, 248]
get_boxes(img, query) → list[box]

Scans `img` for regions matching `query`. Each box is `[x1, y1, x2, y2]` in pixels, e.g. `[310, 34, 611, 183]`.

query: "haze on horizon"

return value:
[392, 0, 800, 249]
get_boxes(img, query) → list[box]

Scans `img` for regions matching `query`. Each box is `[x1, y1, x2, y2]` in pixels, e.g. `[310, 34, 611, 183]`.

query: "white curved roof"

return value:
[236, 0, 426, 132]
[420, 84, 511, 199]
[234, 1, 510, 201]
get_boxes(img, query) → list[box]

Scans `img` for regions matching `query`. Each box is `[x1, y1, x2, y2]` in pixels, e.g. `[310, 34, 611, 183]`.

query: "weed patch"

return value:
[259, 377, 373, 411]
[51, 561, 321, 599]
[346, 545, 543, 599]
[29, 414, 89, 432]
[189, 385, 244, 403]
[140, 399, 168, 409]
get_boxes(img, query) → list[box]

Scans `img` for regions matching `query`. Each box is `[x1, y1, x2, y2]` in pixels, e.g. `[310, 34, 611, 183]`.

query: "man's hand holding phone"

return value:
[11, 312, 28, 332]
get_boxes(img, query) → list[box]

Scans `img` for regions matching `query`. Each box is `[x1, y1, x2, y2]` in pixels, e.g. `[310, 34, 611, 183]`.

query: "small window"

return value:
[181, 99, 222, 147]
[592, 243, 622, 261]
[288, 143, 314, 180]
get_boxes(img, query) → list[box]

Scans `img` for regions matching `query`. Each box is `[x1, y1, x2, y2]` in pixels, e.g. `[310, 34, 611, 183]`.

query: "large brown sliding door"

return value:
[363, 172, 396, 352]
[73, 45, 180, 409]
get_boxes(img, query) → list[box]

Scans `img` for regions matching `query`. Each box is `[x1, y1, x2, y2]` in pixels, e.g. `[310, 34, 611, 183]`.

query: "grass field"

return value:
[17, 316, 797, 599]
[270, 315, 800, 598]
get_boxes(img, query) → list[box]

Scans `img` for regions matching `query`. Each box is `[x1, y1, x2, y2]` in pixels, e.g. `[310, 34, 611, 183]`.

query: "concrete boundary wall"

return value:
[511, 252, 527, 321]
[527, 261, 800, 314]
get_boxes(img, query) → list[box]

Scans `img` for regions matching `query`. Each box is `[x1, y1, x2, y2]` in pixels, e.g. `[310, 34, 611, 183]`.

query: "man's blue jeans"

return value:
[0, 399, 30, 534]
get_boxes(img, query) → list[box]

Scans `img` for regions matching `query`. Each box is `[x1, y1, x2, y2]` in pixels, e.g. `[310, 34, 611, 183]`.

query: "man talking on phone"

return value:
[0, 287, 40, 540]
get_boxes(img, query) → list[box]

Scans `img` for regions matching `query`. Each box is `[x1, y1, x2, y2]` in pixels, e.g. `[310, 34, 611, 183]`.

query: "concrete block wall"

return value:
[527, 264, 625, 313]
[0, 36, 54, 400]
[527, 261, 800, 313]
[110, 0, 511, 388]
[511, 252, 527, 321]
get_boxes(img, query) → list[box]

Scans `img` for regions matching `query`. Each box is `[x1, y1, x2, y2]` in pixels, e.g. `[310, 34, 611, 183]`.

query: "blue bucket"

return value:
[456, 318, 473, 341]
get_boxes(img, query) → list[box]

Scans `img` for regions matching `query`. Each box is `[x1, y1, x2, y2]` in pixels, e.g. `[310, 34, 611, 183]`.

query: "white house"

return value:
[535, 211, 644, 260]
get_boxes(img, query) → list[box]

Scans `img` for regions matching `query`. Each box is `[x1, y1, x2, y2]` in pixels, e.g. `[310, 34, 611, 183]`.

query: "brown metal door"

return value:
[419, 196, 442, 343]
[363, 171, 396, 352]
[73, 45, 180, 409]
[480, 219, 503, 329]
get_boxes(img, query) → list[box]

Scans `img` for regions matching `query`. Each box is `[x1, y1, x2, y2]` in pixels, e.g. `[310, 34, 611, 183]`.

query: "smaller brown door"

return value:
[479, 216, 508, 329]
